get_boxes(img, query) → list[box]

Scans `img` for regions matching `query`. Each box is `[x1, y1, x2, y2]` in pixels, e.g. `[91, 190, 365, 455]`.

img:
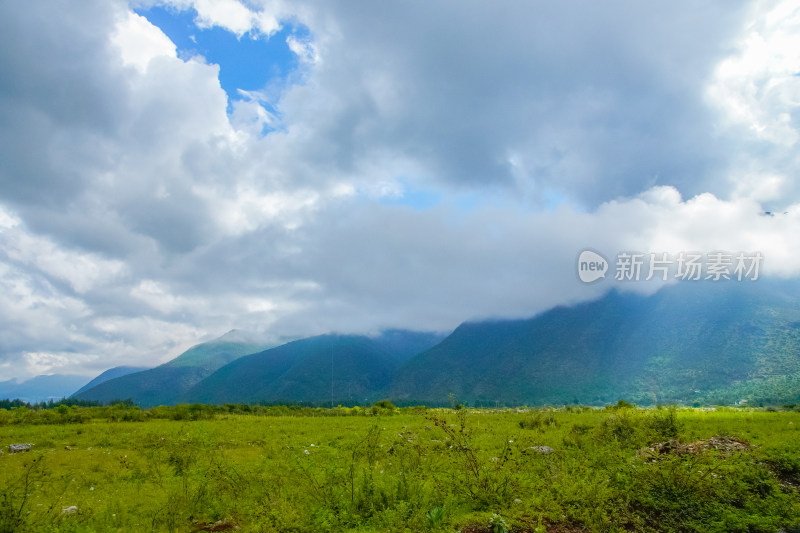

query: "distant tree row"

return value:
[0, 399, 419, 425]
[0, 397, 101, 410]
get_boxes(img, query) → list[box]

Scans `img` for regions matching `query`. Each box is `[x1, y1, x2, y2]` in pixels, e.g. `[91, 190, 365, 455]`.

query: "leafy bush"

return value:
[518, 411, 559, 430]
[426, 411, 517, 508]
[647, 407, 683, 440]
[621, 452, 800, 532]
[426, 505, 446, 529]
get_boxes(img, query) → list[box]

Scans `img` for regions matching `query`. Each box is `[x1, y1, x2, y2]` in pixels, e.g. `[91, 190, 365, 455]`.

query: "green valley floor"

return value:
[1, 405, 799, 532]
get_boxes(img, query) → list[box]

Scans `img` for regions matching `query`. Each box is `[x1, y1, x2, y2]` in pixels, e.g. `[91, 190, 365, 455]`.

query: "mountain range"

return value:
[72, 366, 149, 397]
[185, 330, 446, 405]
[12, 280, 800, 407]
[72, 334, 268, 406]
[392, 280, 800, 406]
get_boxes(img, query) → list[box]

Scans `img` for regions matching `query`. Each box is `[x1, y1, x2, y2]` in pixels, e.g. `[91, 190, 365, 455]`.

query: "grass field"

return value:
[1, 404, 800, 532]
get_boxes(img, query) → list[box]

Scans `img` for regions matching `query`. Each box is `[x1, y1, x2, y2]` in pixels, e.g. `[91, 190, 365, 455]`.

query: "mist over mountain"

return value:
[391, 280, 800, 406]
[70, 281, 800, 408]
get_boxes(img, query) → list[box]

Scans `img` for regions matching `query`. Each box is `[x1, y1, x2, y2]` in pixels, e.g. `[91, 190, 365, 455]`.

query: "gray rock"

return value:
[9, 443, 33, 453]
[528, 445, 554, 455]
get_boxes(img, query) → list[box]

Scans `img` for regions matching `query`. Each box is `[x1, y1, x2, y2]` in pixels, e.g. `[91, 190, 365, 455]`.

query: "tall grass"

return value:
[1, 405, 799, 532]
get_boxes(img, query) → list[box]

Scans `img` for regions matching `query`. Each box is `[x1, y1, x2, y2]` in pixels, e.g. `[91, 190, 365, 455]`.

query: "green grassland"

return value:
[2, 404, 800, 532]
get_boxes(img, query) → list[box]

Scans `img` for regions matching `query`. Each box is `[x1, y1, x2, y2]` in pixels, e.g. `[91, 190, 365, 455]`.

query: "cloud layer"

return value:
[0, 0, 798, 379]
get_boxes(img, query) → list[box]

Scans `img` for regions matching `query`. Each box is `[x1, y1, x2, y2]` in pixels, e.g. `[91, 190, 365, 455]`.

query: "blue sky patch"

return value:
[135, 5, 307, 110]
[377, 185, 442, 211]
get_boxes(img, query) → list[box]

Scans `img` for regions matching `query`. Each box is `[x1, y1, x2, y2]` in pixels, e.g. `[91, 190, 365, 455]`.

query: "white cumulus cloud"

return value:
[112, 10, 177, 72]
[0, 0, 799, 381]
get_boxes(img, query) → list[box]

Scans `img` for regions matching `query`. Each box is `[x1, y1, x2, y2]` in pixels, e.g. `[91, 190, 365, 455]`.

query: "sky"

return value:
[1, 0, 800, 380]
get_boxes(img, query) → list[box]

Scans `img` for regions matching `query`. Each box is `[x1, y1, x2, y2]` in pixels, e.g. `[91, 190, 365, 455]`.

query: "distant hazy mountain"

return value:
[74, 333, 268, 406]
[185, 330, 446, 405]
[391, 280, 800, 406]
[0, 374, 93, 403]
[73, 366, 149, 396]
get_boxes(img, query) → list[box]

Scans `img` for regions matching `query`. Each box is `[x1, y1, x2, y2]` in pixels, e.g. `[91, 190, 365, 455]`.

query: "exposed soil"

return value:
[191, 518, 239, 532]
[639, 434, 751, 461]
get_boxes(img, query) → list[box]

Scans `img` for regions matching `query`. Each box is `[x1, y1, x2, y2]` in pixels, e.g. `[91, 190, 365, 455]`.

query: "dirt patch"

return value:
[639, 435, 751, 461]
[191, 518, 239, 532]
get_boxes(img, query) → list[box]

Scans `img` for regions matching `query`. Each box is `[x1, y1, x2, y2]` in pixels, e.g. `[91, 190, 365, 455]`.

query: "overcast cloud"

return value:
[1, 0, 799, 379]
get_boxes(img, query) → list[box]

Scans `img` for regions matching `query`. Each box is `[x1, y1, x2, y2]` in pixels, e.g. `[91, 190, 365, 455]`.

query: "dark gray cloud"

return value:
[0, 1, 125, 204]
[276, 0, 751, 205]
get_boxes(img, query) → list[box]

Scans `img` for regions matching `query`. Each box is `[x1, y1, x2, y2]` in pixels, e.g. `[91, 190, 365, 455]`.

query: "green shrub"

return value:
[647, 407, 682, 440]
[518, 411, 559, 430]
